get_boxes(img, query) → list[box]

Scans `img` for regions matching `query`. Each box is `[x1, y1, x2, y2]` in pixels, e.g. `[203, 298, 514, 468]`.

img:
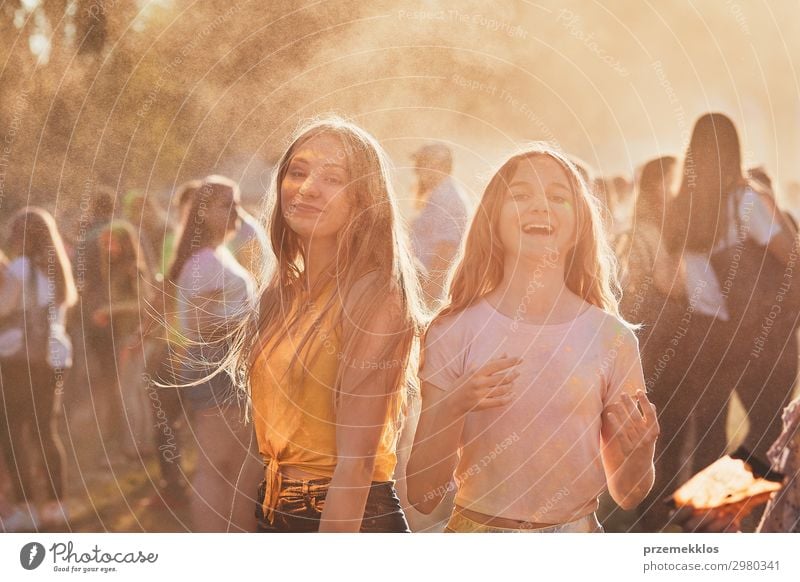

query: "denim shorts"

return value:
[255, 477, 410, 533]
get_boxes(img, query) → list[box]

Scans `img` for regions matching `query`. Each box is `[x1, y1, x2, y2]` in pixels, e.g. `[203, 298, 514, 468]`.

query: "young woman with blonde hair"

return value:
[407, 144, 659, 532]
[227, 117, 425, 532]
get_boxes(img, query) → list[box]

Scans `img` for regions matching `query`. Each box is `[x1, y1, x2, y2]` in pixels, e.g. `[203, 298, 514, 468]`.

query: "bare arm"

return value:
[318, 281, 406, 532]
[407, 358, 519, 514]
[601, 391, 658, 510]
[405, 381, 466, 514]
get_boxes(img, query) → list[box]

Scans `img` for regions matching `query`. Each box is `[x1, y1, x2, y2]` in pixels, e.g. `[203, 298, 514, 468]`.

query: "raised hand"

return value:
[602, 390, 660, 456]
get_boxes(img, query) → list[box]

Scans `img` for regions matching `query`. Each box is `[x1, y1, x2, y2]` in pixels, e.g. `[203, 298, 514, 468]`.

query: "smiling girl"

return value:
[407, 144, 658, 532]
[234, 117, 424, 532]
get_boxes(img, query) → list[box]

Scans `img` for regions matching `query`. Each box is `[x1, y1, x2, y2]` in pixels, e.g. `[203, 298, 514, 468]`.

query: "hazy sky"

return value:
[4, 0, 799, 211]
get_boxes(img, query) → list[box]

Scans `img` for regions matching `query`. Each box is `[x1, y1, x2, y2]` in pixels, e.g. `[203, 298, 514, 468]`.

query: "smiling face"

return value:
[280, 133, 354, 243]
[497, 155, 578, 265]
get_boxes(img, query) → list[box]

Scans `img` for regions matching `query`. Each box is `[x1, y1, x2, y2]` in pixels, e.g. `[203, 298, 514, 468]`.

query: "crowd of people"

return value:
[0, 112, 798, 533]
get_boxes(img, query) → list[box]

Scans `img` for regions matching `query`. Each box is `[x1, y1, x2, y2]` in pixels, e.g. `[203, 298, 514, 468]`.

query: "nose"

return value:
[527, 190, 550, 214]
[299, 172, 320, 198]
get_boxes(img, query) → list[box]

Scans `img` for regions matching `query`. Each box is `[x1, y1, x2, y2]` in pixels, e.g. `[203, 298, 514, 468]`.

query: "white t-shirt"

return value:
[420, 299, 645, 523]
[0, 257, 72, 368]
[683, 188, 782, 320]
[176, 247, 255, 345]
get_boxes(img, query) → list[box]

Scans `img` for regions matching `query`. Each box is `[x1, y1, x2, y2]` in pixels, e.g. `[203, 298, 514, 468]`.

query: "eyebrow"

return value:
[508, 180, 572, 192]
[288, 156, 347, 172]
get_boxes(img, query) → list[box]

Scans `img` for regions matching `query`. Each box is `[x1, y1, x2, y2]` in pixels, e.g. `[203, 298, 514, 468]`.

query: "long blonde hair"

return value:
[229, 116, 426, 422]
[438, 143, 623, 323]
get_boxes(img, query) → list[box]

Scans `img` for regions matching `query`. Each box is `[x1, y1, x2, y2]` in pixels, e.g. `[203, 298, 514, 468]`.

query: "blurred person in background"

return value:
[592, 177, 616, 235]
[612, 175, 635, 234]
[89, 220, 152, 461]
[169, 175, 260, 532]
[616, 156, 690, 530]
[618, 156, 684, 367]
[136, 179, 204, 512]
[784, 181, 800, 222]
[738, 166, 800, 464]
[123, 190, 170, 280]
[0, 207, 77, 531]
[409, 142, 470, 307]
[756, 396, 800, 532]
[160, 180, 203, 277]
[226, 199, 270, 284]
[654, 114, 798, 533]
[0, 248, 13, 530]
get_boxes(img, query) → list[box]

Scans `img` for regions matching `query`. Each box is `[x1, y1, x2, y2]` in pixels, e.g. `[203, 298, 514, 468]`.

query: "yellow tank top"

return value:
[250, 285, 400, 523]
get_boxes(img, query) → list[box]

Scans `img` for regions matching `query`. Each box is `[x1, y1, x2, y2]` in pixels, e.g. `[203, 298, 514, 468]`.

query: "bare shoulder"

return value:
[344, 271, 400, 308]
[342, 271, 405, 334]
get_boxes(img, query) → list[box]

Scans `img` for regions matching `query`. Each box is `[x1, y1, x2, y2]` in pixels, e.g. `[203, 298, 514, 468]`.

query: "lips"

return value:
[288, 201, 322, 214]
[521, 223, 554, 235]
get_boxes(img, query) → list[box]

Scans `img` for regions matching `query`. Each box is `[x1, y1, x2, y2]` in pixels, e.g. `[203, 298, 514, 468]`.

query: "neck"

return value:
[302, 236, 337, 290]
[490, 250, 569, 320]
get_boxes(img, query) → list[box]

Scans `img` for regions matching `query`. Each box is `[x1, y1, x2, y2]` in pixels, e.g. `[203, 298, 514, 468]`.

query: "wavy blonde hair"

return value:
[437, 143, 624, 323]
[225, 116, 427, 424]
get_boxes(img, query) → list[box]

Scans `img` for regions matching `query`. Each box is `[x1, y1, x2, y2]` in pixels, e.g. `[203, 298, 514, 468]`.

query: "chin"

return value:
[519, 243, 561, 258]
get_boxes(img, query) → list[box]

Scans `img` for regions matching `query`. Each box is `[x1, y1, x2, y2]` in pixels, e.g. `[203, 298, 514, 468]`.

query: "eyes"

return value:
[286, 166, 346, 187]
[508, 189, 571, 205]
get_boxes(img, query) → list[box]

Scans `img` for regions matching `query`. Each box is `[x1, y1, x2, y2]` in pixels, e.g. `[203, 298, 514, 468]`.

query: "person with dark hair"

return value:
[123, 190, 170, 280]
[619, 156, 681, 317]
[135, 180, 203, 513]
[617, 156, 688, 530]
[0, 207, 78, 530]
[739, 166, 800, 466]
[653, 114, 798, 531]
[169, 175, 260, 532]
[612, 175, 635, 234]
[226, 201, 270, 283]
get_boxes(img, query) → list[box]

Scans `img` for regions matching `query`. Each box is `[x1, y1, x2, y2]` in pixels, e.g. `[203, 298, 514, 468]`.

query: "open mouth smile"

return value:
[521, 223, 555, 235]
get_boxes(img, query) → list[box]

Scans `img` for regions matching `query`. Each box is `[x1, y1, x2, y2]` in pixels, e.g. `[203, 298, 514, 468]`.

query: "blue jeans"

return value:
[255, 477, 410, 532]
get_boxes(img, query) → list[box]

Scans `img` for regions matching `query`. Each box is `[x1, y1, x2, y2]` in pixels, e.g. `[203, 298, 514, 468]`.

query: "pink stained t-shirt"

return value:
[419, 298, 646, 524]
